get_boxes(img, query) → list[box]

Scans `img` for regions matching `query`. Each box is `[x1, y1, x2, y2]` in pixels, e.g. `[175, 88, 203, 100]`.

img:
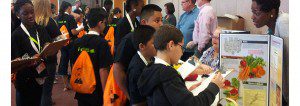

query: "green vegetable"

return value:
[231, 78, 240, 88]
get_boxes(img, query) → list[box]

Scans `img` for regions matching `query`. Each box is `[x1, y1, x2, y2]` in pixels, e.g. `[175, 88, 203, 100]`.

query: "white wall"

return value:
[149, 0, 289, 34]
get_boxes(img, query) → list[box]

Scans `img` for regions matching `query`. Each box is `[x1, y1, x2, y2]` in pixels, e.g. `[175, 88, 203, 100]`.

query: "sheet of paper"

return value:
[177, 61, 196, 79]
[190, 70, 233, 95]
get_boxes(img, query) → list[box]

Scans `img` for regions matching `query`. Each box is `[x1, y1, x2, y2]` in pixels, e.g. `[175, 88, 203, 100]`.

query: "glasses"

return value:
[177, 44, 186, 52]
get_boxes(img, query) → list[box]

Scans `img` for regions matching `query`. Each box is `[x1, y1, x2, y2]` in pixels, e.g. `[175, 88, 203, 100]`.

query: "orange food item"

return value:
[238, 66, 250, 80]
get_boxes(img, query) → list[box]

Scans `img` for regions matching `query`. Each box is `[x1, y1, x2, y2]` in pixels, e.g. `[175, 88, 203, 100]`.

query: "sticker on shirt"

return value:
[36, 62, 46, 74]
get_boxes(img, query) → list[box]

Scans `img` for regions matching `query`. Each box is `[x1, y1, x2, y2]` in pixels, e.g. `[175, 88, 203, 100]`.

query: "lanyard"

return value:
[125, 11, 135, 32]
[21, 23, 41, 53]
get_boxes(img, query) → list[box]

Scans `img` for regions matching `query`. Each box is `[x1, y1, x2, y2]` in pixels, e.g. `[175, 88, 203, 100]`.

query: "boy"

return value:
[137, 25, 225, 106]
[70, 8, 113, 106]
[113, 4, 163, 100]
[128, 25, 157, 105]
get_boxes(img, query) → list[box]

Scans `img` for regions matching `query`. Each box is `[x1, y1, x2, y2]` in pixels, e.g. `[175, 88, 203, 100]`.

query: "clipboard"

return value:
[40, 39, 69, 58]
[11, 57, 38, 72]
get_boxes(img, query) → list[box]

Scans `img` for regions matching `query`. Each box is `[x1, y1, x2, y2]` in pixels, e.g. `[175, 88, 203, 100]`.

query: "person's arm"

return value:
[98, 40, 113, 91]
[100, 68, 109, 91]
[113, 62, 130, 99]
[69, 16, 83, 36]
[162, 76, 220, 106]
[198, 10, 217, 52]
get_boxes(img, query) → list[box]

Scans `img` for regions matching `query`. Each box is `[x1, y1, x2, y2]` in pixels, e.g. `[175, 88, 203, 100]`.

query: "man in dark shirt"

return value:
[70, 8, 112, 106]
[113, 4, 163, 102]
[128, 25, 156, 105]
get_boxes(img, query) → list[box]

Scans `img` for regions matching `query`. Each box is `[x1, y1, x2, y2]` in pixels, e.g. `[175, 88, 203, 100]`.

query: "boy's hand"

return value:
[211, 72, 225, 89]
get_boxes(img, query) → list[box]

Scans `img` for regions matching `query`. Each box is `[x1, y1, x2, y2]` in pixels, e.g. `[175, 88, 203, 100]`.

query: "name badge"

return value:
[36, 62, 46, 74]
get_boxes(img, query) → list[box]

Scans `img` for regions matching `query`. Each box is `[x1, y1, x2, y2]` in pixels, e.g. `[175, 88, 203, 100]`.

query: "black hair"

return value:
[14, 0, 33, 14]
[154, 25, 183, 51]
[252, 0, 280, 14]
[51, 3, 55, 10]
[108, 8, 121, 24]
[113, 8, 121, 15]
[125, 0, 142, 12]
[164, 2, 175, 14]
[87, 8, 107, 28]
[73, 9, 83, 15]
[132, 25, 156, 50]
[191, 0, 196, 4]
[140, 4, 162, 20]
[104, 0, 113, 6]
[58, 1, 72, 20]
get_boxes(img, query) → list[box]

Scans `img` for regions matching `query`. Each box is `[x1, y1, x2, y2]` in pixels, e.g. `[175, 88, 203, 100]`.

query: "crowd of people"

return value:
[11, 0, 289, 106]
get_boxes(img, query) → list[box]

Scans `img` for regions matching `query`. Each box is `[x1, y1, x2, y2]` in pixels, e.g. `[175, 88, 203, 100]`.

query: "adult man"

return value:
[186, 0, 217, 58]
[176, 0, 199, 61]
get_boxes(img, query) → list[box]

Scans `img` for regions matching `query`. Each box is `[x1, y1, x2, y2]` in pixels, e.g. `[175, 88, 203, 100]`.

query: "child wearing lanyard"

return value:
[11, 0, 52, 105]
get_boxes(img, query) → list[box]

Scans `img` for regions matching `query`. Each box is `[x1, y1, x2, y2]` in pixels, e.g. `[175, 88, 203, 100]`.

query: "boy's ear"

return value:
[97, 21, 102, 27]
[167, 41, 174, 51]
[140, 19, 146, 25]
[139, 43, 145, 50]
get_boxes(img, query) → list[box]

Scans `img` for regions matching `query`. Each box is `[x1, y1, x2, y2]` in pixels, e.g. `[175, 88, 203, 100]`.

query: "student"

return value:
[103, 0, 113, 15]
[73, 9, 86, 38]
[56, 1, 84, 91]
[128, 25, 156, 106]
[70, 8, 113, 106]
[137, 25, 225, 106]
[114, 0, 144, 51]
[103, 8, 122, 36]
[108, 8, 122, 27]
[113, 4, 163, 100]
[32, 0, 62, 105]
[11, 0, 21, 33]
[11, 0, 52, 105]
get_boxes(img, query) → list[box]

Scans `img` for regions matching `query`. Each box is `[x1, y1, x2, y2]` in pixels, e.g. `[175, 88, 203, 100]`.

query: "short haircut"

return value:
[104, 0, 113, 6]
[51, 3, 55, 10]
[191, 0, 196, 4]
[73, 9, 83, 15]
[252, 0, 280, 14]
[140, 4, 162, 20]
[14, 0, 33, 14]
[87, 8, 107, 28]
[113, 7, 121, 15]
[154, 25, 183, 51]
[125, 0, 142, 12]
[132, 25, 156, 50]
[164, 2, 175, 14]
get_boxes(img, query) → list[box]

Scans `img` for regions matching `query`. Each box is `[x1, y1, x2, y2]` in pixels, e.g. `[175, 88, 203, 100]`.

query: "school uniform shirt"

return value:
[137, 57, 220, 106]
[45, 17, 62, 39]
[56, 12, 78, 40]
[11, 24, 52, 92]
[71, 31, 113, 105]
[128, 51, 153, 104]
[114, 16, 140, 49]
[114, 32, 137, 73]
[11, 12, 21, 33]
